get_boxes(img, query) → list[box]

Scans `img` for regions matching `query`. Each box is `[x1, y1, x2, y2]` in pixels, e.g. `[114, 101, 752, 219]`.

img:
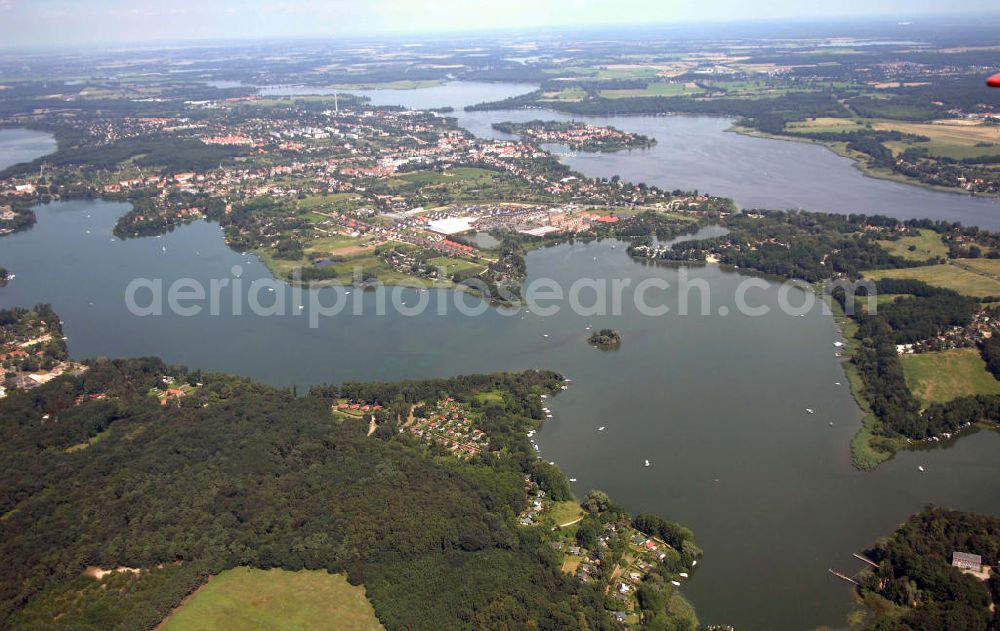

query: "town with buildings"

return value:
[0, 88, 727, 295]
[403, 397, 489, 459]
[492, 120, 657, 152]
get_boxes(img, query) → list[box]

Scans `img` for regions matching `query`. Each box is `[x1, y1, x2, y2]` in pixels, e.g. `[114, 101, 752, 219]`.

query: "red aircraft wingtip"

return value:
[988, 73, 1000, 88]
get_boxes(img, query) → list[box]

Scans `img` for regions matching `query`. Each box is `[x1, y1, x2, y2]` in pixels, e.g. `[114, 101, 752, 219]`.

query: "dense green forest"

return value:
[638, 210, 928, 282]
[858, 507, 999, 631]
[1, 136, 251, 179]
[0, 357, 697, 630]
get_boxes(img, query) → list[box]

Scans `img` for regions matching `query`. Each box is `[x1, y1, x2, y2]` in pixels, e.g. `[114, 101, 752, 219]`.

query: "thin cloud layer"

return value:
[1, 0, 999, 48]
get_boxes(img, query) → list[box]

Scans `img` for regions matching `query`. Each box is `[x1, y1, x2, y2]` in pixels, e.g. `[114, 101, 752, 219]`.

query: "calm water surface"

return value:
[0, 128, 56, 171]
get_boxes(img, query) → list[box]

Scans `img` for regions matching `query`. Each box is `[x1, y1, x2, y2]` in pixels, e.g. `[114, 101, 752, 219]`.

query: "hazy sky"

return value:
[0, 0, 997, 48]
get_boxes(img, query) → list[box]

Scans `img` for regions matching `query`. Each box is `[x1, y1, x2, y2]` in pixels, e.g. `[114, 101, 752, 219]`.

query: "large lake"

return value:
[1, 84, 999, 630]
[2, 200, 999, 630]
[0, 127, 57, 171]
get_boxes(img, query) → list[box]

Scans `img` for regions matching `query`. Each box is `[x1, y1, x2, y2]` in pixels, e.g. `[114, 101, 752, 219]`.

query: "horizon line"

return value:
[3, 11, 1000, 55]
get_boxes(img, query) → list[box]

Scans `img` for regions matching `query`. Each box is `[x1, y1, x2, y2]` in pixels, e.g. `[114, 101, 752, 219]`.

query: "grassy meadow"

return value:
[863, 261, 1000, 298]
[161, 568, 384, 631]
[901, 348, 1000, 406]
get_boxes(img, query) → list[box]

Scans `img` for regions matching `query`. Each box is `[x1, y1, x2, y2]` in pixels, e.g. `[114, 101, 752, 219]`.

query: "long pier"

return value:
[828, 569, 860, 586]
[853, 553, 879, 568]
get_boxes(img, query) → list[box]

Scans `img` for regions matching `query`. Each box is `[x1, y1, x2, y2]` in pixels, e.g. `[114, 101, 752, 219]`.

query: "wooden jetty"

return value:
[828, 568, 860, 586]
[853, 553, 879, 568]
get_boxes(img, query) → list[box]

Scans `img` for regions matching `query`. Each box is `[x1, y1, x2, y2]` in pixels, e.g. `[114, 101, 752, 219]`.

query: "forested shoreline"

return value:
[857, 507, 999, 630]
[624, 209, 1000, 467]
[0, 356, 699, 630]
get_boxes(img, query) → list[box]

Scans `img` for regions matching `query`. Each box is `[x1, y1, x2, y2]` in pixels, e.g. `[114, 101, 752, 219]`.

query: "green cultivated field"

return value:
[426, 256, 483, 277]
[538, 87, 588, 101]
[785, 117, 866, 134]
[876, 229, 948, 261]
[863, 261, 1000, 298]
[952, 257, 1000, 281]
[901, 348, 1000, 406]
[162, 568, 384, 631]
[388, 167, 508, 196]
[874, 120, 1000, 160]
[599, 83, 703, 99]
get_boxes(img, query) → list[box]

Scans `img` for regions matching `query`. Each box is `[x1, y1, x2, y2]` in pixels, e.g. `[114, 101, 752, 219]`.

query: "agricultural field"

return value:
[538, 87, 588, 102]
[876, 229, 949, 261]
[875, 119, 1000, 160]
[548, 64, 664, 81]
[384, 167, 511, 198]
[785, 117, 867, 134]
[297, 193, 363, 212]
[161, 568, 384, 631]
[858, 293, 908, 314]
[303, 234, 377, 260]
[900, 348, 1000, 406]
[863, 260, 1000, 298]
[951, 257, 1000, 280]
[426, 255, 484, 277]
[599, 82, 703, 99]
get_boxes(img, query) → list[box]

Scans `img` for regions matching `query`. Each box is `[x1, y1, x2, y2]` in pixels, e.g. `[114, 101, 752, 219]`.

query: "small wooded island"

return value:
[588, 328, 622, 349]
[492, 120, 656, 152]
